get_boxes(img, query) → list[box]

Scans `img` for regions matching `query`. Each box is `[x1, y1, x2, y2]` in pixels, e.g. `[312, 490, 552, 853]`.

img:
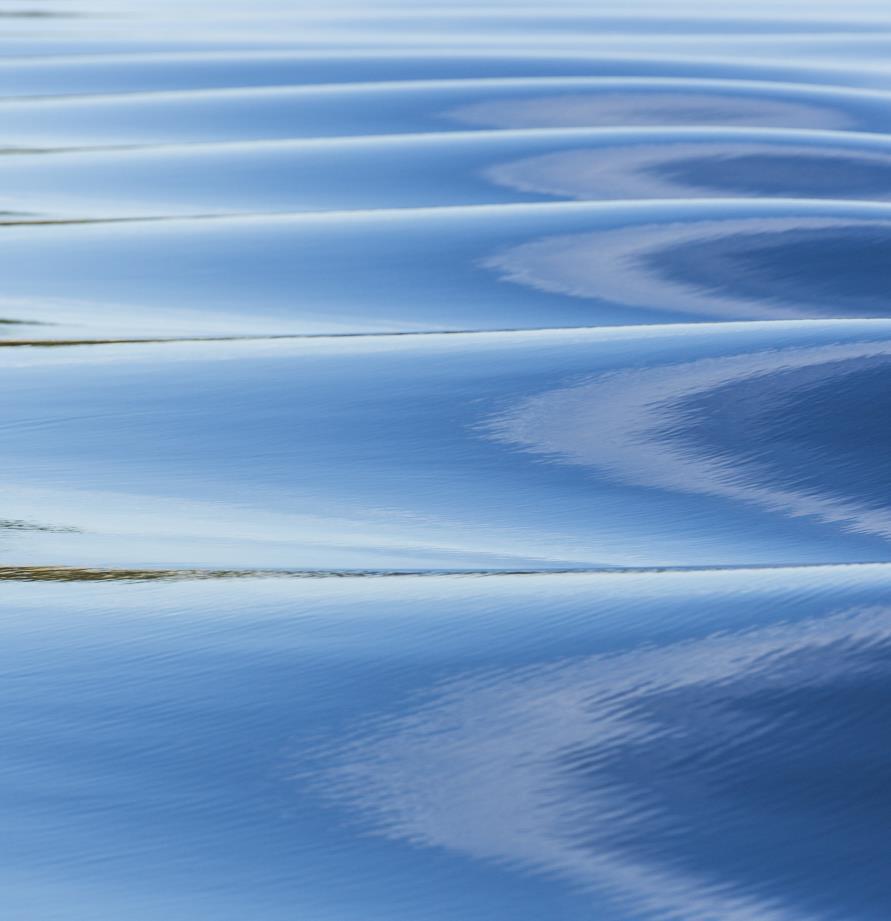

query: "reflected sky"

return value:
[6, 129, 891, 219]
[3, 201, 891, 338]
[5, 3, 891, 920]
[6, 51, 885, 99]
[5, 78, 891, 150]
[322, 598, 891, 920]
[487, 131, 891, 201]
[487, 209, 891, 322]
[1, 323, 890, 569]
[486, 341, 891, 544]
[6, 567, 891, 919]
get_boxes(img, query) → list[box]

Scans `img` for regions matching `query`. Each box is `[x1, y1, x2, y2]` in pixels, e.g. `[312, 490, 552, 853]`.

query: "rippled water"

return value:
[5, 3, 891, 919]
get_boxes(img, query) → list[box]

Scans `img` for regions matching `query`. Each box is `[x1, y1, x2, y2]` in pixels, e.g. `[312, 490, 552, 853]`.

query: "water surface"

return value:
[3, 3, 891, 920]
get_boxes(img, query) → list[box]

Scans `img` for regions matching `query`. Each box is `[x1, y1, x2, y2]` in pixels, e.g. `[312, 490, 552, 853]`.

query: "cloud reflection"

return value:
[321, 603, 891, 920]
[487, 139, 891, 202]
[487, 217, 891, 321]
[451, 88, 857, 131]
[485, 342, 891, 541]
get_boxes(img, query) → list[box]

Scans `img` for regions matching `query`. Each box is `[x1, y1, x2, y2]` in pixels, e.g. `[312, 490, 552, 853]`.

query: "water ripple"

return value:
[4, 4, 891, 920]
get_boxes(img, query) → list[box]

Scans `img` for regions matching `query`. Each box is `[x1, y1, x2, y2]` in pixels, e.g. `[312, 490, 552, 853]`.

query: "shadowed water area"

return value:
[4, 2, 891, 919]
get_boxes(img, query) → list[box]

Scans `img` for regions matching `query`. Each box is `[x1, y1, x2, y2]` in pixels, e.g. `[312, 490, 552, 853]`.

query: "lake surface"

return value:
[4, 2, 891, 919]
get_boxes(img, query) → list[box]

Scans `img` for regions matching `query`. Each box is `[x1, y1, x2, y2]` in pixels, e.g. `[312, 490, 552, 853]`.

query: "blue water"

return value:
[4, 2, 891, 919]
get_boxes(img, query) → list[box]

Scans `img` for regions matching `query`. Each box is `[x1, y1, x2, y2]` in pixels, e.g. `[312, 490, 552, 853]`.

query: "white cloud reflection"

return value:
[486, 217, 891, 321]
[486, 140, 891, 202]
[321, 602, 891, 920]
[485, 341, 891, 541]
[452, 88, 856, 131]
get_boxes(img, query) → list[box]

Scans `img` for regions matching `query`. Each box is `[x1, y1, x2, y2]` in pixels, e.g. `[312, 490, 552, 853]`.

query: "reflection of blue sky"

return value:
[8, 78, 891, 149]
[453, 87, 858, 130]
[11, 128, 891, 221]
[10, 201, 891, 339]
[322, 600, 891, 921]
[6, 567, 891, 920]
[11, 4, 891, 921]
[5, 327, 891, 569]
[487, 136, 891, 201]
[487, 342, 891, 542]
[487, 216, 891, 320]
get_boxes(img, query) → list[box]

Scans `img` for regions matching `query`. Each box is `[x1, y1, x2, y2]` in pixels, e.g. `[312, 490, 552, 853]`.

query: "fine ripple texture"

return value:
[4, 3, 891, 921]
